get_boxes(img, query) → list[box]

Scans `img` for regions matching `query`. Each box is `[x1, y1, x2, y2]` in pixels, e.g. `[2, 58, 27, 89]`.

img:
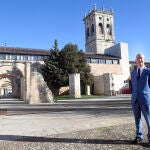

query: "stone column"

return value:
[103, 73, 114, 96]
[20, 77, 25, 99]
[0, 88, 4, 97]
[69, 73, 81, 98]
[86, 85, 91, 95]
[24, 62, 31, 103]
[1, 88, 4, 96]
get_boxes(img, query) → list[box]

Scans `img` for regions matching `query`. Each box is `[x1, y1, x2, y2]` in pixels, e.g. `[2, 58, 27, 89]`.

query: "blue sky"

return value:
[0, 0, 150, 61]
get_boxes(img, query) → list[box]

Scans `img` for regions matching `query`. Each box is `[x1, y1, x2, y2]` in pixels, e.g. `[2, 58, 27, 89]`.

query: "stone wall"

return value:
[105, 43, 130, 76]
[89, 61, 122, 95]
[89, 63, 122, 76]
[103, 73, 129, 96]
[0, 61, 54, 103]
[88, 42, 130, 95]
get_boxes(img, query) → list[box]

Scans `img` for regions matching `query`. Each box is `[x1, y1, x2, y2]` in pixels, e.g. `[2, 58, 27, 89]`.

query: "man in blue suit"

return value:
[131, 53, 150, 144]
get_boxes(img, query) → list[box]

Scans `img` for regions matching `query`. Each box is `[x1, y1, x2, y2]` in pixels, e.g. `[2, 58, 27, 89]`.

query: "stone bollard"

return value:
[69, 73, 81, 98]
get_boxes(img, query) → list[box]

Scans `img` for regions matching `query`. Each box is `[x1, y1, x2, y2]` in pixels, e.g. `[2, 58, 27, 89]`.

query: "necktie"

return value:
[137, 68, 140, 81]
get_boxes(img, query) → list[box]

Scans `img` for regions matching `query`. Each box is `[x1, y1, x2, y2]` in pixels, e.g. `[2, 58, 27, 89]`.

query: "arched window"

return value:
[86, 28, 90, 39]
[99, 23, 103, 34]
[106, 24, 112, 35]
[91, 24, 94, 34]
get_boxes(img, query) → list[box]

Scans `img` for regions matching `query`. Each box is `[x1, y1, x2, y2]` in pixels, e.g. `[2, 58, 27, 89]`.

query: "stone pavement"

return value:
[0, 95, 133, 136]
[0, 95, 150, 149]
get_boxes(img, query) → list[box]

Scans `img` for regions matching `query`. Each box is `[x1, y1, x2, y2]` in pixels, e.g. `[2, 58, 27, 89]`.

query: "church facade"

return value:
[83, 5, 130, 95]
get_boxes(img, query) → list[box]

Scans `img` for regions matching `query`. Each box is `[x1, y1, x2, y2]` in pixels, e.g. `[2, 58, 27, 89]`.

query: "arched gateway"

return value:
[0, 47, 54, 103]
[0, 64, 23, 98]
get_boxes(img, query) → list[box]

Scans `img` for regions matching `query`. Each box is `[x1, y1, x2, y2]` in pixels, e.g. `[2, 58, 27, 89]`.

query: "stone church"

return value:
[0, 4, 134, 103]
[83, 5, 130, 95]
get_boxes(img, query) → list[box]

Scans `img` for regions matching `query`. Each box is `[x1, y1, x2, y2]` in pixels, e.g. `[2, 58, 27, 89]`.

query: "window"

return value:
[16, 55, 20, 60]
[24, 55, 28, 60]
[113, 60, 119, 64]
[6, 54, 11, 60]
[91, 24, 94, 34]
[106, 24, 112, 35]
[99, 23, 103, 34]
[86, 57, 119, 65]
[33, 56, 38, 61]
[12, 54, 17, 60]
[98, 59, 105, 64]
[86, 58, 91, 63]
[106, 59, 112, 64]
[91, 58, 99, 63]
[0, 54, 5, 60]
[86, 28, 90, 39]
[0, 53, 46, 61]
[37, 56, 42, 61]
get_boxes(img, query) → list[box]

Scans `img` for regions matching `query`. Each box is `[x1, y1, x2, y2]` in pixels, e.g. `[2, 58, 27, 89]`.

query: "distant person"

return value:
[130, 53, 150, 145]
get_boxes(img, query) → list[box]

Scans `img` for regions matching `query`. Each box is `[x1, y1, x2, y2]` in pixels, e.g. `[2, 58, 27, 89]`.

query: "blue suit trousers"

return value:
[132, 102, 150, 140]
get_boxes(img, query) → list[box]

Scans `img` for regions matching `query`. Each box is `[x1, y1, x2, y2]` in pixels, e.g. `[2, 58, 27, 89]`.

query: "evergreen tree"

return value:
[77, 50, 94, 86]
[59, 43, 79, 85]
[42, 40, 66, 95]
[60, 43, 94, 89]
[42, 41, 93, 96]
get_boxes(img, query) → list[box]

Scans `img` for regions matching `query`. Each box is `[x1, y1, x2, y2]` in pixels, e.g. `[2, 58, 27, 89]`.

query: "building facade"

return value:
[83, 5, 130, 95]
[0, 5, 138, 100]
[0, 47, 53, 103]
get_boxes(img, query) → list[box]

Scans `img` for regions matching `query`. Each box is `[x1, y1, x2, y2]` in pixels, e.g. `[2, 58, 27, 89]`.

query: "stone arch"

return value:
[0, 61, 54, 103]
[10, 66, 24, 98]
[0, 73, 13, 98]
[0, 64, 24, 98]
[31, 62, 42, 73]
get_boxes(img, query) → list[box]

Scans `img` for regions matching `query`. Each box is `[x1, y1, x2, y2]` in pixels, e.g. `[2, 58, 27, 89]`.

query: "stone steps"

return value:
[0, 96, 132, 116]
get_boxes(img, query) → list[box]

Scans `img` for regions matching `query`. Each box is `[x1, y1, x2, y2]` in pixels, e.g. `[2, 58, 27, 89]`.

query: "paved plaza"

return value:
[0, 95, 150, 149]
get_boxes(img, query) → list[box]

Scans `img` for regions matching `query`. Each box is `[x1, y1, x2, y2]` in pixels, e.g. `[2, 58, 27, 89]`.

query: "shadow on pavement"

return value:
[1, 135, 149, 148]
[0, 135, 150, 148]
[0, 135, 132, 144]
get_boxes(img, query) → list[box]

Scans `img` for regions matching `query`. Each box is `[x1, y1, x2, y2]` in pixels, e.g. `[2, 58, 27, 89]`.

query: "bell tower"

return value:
[83, 4, 115, 54]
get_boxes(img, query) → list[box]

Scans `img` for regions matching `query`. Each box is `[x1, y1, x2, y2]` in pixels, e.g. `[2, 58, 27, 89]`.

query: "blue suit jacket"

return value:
[131, 67, 150, 105]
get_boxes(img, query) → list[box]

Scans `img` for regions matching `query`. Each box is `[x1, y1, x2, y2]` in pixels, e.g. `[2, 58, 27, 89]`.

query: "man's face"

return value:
[136, 54, 145, 68]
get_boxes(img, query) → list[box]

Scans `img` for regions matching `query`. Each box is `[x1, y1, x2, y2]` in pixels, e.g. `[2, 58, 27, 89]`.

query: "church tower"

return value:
[83, 4, 115, 54]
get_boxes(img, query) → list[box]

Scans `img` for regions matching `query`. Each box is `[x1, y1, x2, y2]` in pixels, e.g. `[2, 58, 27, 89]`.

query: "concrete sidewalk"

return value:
[0, 111, 134, 137]
[0, 95, 133, 137]
[1, 96, 150, 150]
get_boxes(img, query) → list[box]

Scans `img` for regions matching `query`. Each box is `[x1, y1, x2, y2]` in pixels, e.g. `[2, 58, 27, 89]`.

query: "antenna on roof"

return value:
[4, 41, 7, 47]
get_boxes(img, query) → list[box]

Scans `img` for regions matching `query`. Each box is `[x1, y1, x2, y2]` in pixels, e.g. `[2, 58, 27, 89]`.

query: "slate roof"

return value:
[0, 46, 50, 55]
[85, 53, 120, 59]
[0, 46, 121, 60]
